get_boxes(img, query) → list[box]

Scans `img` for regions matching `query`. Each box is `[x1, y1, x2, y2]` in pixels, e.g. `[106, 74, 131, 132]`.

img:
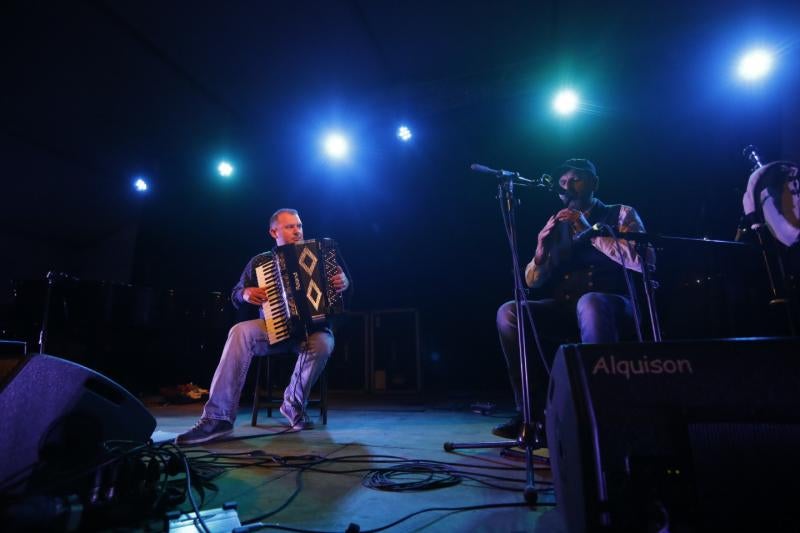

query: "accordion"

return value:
[255, 238, 344, 345]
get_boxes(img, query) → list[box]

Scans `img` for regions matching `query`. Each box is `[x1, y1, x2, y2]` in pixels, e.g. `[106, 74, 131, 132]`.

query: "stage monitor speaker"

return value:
[546, 337, 800, 533]
[0, 353, 157, 492]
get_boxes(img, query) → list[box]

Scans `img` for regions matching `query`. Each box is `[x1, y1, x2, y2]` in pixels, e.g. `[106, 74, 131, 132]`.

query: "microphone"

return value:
[470, 163, 520, 178]
[572, 223, 606, 243]
[470, 163, 556, 188]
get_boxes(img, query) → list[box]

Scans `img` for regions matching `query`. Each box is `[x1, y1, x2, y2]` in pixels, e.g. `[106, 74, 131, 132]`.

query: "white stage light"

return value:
[217, 161, 234, 177]
[397, 126, 412, 142]
[737, 48, 774, 81]
[553, 89, 579, 115]
[323, 132, 349, 159]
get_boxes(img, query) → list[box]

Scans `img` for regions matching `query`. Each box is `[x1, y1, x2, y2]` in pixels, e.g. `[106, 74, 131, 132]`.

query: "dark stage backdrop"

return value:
[7, 98, 794, 395]
[3, 1, 799, 395]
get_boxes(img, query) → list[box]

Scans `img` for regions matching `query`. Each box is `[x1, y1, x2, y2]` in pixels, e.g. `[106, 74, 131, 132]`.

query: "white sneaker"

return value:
[279, 402, 314, 431]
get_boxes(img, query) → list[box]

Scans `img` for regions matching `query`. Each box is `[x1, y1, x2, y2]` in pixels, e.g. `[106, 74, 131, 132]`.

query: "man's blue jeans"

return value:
[201, 319, 334, 424]
[496, 292, 633, 421]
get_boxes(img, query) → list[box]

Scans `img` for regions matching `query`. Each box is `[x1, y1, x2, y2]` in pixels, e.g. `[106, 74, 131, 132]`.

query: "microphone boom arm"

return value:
[470, 163, 554, 189]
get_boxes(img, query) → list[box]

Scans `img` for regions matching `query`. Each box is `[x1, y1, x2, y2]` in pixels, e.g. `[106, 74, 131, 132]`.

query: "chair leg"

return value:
[251, 357, 263, 426]
[266, 356, 274, 417]
[321, 367, 328, 425]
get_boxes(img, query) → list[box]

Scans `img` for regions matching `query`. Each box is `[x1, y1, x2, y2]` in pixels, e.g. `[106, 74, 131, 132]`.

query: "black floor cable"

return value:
[236, 501, 552, 533]
[181, 454, 211, 533]
[169, 450, 555, 532]
[2, 436, 555, 531]
[362, 462, 461, 491]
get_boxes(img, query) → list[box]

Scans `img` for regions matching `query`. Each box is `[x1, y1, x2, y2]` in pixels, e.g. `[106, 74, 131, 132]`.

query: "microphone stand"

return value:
[443, 166, 545, 505]
[637, 242, 661, 341]
[38, 271, 57, 354]
[594, 230, 662, 342]
[37, 271, 77, 354]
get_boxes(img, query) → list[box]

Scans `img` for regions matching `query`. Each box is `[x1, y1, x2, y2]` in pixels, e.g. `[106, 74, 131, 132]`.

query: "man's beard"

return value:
[561, 191, 591, 210]
[559, 192, 579, 209]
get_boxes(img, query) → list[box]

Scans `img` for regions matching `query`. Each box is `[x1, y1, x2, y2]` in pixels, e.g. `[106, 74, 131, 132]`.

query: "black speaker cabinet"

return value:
[546, 337, 800, 533]
[0, 353, 156, 492]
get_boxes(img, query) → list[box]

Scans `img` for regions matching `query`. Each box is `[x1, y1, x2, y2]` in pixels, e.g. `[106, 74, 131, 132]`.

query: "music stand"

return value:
[443, 166, 545, 505]
[606, 231, 661, 342]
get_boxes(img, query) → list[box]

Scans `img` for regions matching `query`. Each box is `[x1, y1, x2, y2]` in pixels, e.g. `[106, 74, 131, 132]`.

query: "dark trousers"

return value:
[496, 292, 634, 422]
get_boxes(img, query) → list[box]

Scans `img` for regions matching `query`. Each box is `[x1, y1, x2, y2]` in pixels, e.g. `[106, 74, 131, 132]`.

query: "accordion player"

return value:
[254, 238, 344, 345]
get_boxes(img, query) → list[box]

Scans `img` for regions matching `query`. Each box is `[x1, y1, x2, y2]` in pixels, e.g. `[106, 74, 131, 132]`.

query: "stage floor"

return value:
[150, 392, 557, 532]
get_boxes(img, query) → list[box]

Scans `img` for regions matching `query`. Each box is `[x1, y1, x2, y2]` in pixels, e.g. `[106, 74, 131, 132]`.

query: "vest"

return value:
[543, 200, 629, 302]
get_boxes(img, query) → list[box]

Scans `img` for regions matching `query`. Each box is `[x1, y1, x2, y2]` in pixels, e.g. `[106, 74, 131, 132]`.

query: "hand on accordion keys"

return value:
[246, 268, 347, 305]
[331, 267, 349, 293]
[243, 286, 269, 305]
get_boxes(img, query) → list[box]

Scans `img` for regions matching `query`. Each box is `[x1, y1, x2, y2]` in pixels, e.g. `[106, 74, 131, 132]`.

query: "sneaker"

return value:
[174, 418, 233, 446]
[492, 414, 523, 440]
[279, 402, 314, 431]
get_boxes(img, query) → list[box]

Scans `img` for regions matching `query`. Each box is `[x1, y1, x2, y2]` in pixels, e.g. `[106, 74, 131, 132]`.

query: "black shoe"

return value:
[492, 414, 523, 439]
[174, 418, 233, 446]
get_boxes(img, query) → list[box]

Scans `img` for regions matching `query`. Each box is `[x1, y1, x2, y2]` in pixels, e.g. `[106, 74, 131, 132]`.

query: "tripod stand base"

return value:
[443, 439, 519, 451]
[443, 436, 548, 507]
[524, 485, 539, 505]
[500, 446, 549, 462]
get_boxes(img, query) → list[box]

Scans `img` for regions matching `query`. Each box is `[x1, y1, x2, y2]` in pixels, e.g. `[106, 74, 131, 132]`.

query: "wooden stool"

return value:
[250, 354, 328, 426]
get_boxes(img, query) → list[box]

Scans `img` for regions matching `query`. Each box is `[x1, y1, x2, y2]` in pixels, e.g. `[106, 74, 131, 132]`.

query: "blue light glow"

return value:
[323, 132, 349, 159]
[133, 177, 148, 192]
[397, 125, 412, 141]
[217, 160, 234, 177]
[553, 89, 579, 115]
[737, 48, 774, 81]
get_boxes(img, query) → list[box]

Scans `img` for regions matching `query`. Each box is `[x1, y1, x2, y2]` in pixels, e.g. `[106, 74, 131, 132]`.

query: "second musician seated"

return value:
[175, 208, 349, 446]
[494, 158, 648, 441]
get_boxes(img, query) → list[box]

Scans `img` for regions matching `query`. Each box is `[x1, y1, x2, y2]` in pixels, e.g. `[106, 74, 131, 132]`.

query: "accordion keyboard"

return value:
[255, 258, 291, 345]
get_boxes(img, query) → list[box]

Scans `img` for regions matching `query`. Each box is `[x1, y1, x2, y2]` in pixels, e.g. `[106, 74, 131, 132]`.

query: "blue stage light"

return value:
[553, 89, 579, 115]
[397, 126, 412, 142]
[217, 160, 234, 178]
[133, 177, 148, 192]
[323, 132, 349, 159]
[737, 48, 774, 81]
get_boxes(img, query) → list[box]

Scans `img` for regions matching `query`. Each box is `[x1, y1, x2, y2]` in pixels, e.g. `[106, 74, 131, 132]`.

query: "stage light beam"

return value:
[217, 161, 234, 178]
[737, 48, 774, 81]
[553, 89, 580, 116]
[323, 132, 349, 160]
[397, 126, 412, 142]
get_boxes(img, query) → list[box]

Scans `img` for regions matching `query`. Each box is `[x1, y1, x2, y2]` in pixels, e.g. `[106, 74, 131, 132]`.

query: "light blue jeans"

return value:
[201, 319, 334, 424]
